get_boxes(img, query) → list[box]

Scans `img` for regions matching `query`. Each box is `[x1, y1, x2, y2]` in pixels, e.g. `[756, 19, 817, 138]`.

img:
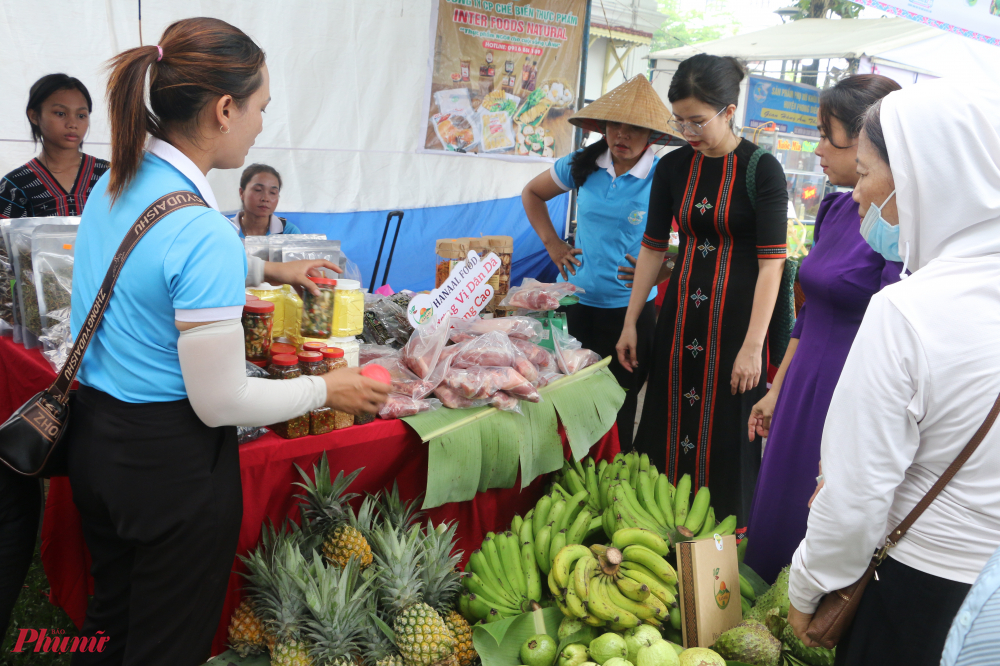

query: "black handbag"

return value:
[0, 191, 207, 477]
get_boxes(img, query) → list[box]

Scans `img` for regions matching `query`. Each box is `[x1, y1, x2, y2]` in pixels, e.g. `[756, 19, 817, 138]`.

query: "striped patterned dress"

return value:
[0, 154, 109, 218]
[635, 139, 788, 525]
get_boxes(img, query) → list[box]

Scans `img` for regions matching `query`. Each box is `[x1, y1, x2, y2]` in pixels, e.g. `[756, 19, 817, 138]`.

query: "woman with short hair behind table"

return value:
[231, 162, 302, 237]
[787, 79, 1000, 666]
[67, 18, 389, 665]
[0, 72, 109, 641]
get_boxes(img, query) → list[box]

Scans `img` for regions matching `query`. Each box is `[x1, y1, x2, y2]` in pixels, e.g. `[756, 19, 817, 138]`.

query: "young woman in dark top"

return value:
[0, 74, 109, 218]
[0, 73, 108, 641]
[617, 55, 788, 524]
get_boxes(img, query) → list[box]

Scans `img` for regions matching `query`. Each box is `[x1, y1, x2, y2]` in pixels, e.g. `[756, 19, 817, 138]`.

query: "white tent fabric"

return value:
[866, 30, 1000, 83]
[647, 17, 938, 62]
[0, 1, 552, 215]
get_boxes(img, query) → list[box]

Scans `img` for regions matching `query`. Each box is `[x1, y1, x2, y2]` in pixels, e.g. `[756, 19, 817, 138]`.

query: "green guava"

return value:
[520, 634, 558, 666]
[624, 625, 662, 663]
[558, 643, 589, 666]
[677, 647, 725, 666]
[637, 642, 680, 666]
[588, 633, 628, 665]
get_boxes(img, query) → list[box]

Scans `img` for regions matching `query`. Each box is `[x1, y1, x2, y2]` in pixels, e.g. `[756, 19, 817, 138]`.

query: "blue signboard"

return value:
[744, 75, 820, 138]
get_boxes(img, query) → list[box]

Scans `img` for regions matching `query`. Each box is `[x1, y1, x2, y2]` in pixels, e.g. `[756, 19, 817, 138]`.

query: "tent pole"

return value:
[569, 0, 593, 241]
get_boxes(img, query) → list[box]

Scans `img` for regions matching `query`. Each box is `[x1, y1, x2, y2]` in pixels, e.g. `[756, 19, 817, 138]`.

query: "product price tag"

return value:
[407, 250, 501, 331]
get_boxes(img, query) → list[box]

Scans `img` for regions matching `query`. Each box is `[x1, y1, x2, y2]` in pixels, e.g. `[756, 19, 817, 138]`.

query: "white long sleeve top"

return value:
[789, 254, 1000, 613]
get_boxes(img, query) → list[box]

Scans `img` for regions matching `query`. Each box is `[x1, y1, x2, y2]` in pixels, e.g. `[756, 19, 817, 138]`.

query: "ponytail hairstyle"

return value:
[104, 17, 266, 204]
[818, 74, 901, 149]
[570, 136, 609, 188]
[668, 54, 745, 128]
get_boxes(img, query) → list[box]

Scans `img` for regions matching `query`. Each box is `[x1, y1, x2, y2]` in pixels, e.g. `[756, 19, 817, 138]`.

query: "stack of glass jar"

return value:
[265, 354, 311, 438]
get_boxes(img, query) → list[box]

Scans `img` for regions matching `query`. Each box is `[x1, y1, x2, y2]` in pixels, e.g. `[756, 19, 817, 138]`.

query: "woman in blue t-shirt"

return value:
[521, 76, 679, 446]
[67, 18, 389, 663]
[230, 162, 303, 237]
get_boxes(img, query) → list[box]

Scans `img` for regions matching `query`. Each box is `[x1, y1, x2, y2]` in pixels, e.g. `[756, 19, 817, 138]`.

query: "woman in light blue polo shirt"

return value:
[230, 162, 303, 237]
[521, 75, 680, 447]
[67, 18, 388, 663]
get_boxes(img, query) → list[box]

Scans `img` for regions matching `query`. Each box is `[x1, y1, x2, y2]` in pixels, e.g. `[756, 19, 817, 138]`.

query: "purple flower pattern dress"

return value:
[744, 191, 903, 584]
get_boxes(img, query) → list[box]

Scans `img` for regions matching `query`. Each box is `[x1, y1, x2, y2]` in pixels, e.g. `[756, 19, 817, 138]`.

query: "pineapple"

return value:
[295, 455, 373, 569]
[418, 522, 476, 666]
[360, 593, 403, 666]
[295, 551, 371, 666]
[377, 481, 424, 531]
[256, 535, 317, 666]
[228, 598, 266, 658]
[369, 522, 457, 666]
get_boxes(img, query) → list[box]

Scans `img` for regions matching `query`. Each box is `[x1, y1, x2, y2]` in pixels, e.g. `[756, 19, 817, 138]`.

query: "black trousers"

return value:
[67, 386, 242, 666]
[564, 300, 656, 449]
[835, 556, 971, 666]
[0, 464, 43, 639]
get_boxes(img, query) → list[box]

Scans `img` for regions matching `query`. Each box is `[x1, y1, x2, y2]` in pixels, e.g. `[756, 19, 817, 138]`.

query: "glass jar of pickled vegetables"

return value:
[266, 354, 311, 439]
[312, 347, 353, 433]
[242, 300, 275, 362]
[331, 279, 364, 337]
[301, 277, 336, 338]
[321, 347, 346, 373]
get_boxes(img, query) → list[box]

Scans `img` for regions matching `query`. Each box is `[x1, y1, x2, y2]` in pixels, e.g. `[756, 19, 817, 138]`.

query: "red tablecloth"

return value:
[0, 335, 620, 657]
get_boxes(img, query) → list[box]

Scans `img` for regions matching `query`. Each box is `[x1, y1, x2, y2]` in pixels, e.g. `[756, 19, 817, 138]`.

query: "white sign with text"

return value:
[407, 251, 501, 330]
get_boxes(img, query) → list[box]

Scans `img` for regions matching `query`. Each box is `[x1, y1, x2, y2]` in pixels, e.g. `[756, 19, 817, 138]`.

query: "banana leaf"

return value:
[739, 562, 771, 598]
[202, 649, 269, 665]
[404, 358, 624, 509]
[472, 606, 564, 666]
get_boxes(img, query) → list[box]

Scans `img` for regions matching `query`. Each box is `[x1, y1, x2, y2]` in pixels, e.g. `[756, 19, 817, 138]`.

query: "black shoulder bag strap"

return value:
[0, 191, 208, 476]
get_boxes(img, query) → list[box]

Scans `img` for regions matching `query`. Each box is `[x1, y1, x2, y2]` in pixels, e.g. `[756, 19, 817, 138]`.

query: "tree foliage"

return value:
[792, 0, 862, 19]
[650, 0, 742, 52]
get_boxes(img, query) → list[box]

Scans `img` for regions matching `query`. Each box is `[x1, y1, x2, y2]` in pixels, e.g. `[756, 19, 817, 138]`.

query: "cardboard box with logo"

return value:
[675, 534, 743, 648]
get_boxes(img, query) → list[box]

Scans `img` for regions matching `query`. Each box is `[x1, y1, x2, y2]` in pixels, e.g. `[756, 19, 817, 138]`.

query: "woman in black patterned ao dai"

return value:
[617, 55, 788, 525]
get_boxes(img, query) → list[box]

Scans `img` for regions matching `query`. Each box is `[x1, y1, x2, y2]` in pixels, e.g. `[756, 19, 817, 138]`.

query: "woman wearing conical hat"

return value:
[617, 55, 788, 525]
[521, 75, 681, 448]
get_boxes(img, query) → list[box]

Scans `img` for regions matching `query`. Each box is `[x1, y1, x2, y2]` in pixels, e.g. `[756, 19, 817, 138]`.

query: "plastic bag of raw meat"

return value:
[511, 346, 539, 384]
[442, 366, 541, 403]
[490, 391, 522, 414]
[402, 314, 451, 379]
[359, 344, 400, 366]
[511, 338, 556, 372]
[499, 278, 583, 311]
[552, 326, 601, 375]
[434, 386, 491, 410]
[536, 371, 565, 388]
[449, 331, 516, 369]
[449, 316, 543, 343]
[378, 394, 441, 419]
[364, 355, 437, 400]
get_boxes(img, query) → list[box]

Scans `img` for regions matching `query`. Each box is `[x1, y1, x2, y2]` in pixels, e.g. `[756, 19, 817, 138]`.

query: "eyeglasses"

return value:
[669, 107, 726, 136]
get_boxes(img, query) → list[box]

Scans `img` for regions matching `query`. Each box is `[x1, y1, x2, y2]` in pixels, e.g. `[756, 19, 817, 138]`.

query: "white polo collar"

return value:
[596, 145, 656, 182]
[231, 211, 284, 235]
[146, 138, 220, 211]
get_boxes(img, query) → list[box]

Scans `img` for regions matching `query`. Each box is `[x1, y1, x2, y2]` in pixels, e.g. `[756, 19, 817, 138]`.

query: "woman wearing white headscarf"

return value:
[786, 78, 1000, 665]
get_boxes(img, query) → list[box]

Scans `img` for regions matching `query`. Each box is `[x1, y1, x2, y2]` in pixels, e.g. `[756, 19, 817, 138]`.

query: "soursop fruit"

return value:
[781, 622, 835, 666]
[747, 566, 790, 623]
[712, 620, 781, 666]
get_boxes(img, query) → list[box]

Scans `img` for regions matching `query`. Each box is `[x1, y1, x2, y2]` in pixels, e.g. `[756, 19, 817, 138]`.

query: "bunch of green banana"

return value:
[547, 528, 680, 632]
[598, 452, 738, 545]
[461, 527, 544, 621]
[738, 573, 756, 618]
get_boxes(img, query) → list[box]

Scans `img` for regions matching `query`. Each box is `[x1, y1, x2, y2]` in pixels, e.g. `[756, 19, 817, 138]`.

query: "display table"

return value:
[0, 335, 620, 657]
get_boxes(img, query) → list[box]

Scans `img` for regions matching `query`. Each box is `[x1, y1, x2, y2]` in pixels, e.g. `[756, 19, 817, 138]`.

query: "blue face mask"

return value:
[860, 190, 901, 262]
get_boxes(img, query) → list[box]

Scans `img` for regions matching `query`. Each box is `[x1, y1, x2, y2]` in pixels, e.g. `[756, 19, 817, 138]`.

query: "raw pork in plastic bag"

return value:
[499, 278, 582, 311]
[402, 315, 451, 379]
[442, 366, 540, 403]
[511, 338, 556, 371]
[552, 327, 601, 375]
[536, 371, 565, 388]
[449, 316, 542, 343]
[449, 331, 516, 369]
[364, 356, 437, 400]
[379, 395, 440, 420]
[434, 386, 490, 410]
[359, 344, 399, 366]
[490, 391, 522, 413]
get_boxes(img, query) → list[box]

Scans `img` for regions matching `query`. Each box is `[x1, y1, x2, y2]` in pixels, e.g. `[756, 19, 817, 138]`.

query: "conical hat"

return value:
[569, 75, 683, 145]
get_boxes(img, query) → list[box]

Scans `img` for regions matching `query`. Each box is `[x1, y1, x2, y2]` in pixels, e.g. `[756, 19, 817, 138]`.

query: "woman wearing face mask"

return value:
[231, 163, 302, 237]
[743, 74, 902, 584]
[67, 19, 389, 664]
[617, 55, 788, 524]
[787, 79, 1000, 665]
[521, 76, 680, 447]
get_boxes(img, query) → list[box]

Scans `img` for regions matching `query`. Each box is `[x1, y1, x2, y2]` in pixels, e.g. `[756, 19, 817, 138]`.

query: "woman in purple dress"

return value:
[744, 74, 902, 583]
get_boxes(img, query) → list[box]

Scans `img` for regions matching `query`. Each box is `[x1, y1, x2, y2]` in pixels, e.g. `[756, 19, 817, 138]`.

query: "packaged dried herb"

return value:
[243, 235, 270, 263]
[282, 240, 342, 278]
[242, 300, 275, 361]
[300, 276, 336, 338]
[266, 234, 327, 263]
[266, 354, 311, 439]
[0, 219, 15, 329]
[9, 218, 78, 345]
[32, 225, 78, 333]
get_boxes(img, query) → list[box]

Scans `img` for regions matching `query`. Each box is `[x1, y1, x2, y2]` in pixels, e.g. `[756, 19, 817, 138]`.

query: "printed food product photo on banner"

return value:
[424, 0, 587, 159]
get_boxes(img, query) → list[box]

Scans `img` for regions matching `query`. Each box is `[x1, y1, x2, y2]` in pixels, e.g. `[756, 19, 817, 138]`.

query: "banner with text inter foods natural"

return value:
[424, 0, 587, 160]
